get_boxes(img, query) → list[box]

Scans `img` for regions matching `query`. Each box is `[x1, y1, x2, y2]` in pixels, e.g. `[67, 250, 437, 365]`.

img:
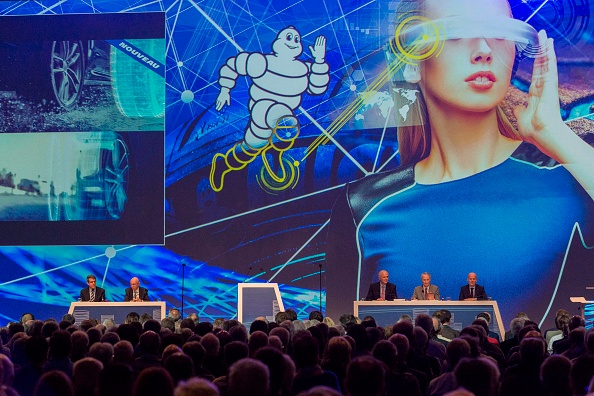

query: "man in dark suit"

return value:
[79, 274, 106, 302]
[365, 270, 397, 301]
[459, 272, 488, 301]
[124, 277, 150, 302]
[439, 309, 460, 341]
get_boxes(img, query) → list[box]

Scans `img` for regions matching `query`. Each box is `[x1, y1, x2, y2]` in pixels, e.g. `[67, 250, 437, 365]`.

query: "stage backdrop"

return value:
[0, 0, 592, 330]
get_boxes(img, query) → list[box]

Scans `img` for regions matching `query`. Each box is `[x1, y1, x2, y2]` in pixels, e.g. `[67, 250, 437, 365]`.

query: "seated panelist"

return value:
[79, 274, 106, 302]
[459, 272, 488, 301]
[365, 270, 398, 301]
[124, 277, 150, 302]
[412, 272, 440, 300]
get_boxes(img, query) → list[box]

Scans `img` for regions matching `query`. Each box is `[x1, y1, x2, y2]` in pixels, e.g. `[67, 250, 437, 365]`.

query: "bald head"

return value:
[130, 277, 140, 291]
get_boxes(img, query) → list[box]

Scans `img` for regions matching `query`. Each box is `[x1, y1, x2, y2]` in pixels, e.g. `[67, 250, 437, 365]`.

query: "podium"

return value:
[68, 301, 166, 325]
[237, 283, 284, 326]
[354, 300, 505, 337]
[570, 297, 594, 328]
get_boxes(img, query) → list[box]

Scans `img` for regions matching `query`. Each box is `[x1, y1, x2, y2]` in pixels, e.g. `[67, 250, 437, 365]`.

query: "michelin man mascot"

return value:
[210, 26, 330, 192]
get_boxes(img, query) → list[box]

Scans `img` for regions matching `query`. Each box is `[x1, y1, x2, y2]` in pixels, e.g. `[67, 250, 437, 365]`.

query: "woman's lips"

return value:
[465, 71, 496, 89]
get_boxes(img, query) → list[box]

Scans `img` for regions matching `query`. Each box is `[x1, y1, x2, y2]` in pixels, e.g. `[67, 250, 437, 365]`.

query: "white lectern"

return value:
[237, 283, 284, 325]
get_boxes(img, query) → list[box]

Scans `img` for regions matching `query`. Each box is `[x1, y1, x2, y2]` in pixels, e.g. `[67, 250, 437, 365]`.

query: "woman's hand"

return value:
[512, 30, 567, 155]
[513, 30, 594, 200]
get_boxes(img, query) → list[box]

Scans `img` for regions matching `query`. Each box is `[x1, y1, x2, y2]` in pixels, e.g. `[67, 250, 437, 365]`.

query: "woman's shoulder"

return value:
[343, 164, 416, 221]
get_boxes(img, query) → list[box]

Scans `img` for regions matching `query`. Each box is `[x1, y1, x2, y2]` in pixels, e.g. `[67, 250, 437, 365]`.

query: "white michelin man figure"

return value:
[210, 26, 330, 192]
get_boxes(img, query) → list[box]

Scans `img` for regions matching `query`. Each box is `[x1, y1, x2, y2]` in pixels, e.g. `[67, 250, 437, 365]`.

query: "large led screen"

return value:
[0, 0, 592, 331]
[0, 12, 165, 245]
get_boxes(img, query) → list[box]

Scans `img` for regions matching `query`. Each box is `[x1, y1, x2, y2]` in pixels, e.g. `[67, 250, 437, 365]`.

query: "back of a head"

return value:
[179, 318, 196, 332]
[113, 340, 135, 365]
[70, 330, 89, 357]
[440, 309, 452, 324]
[228, 358, 270, 396]
[388, 333, 409, 362]
[519, 337, 546, 366]
[200, 332, 220, 356]
[249, 320, 268, 335]
[34, 370, 74, 396]
[133, 366, 174, 396]
[471, 318, 490, 338]
[345, 355, 385, 396]
[415, 313, 434, 337]
[571, 355, 594, 396]
[100, 331, 120, 345]
[229, 324, 248, 343]
[195, 321, 213, 336]
[509, 317, 527, 338]
[371, 339, 398, 368]
[139, 330, 161, 355]
[248, 330, 269, 357]
[285, 308, 297, 321]
[87, 327, 102, 346]
[309, 310, 324, 322]
[41, 321, 59, 338]
[73, 357, 104, 394]
[540, 355, 572, 396]
[144, 319, 161, 334]
[293, 334, 320, 368]
[446, 338, 472, 369]
[412, 326, 428, 353]
[88, 342, 114, 367]
[0, 353, 15, 386]
[174, 377, 220, 396]
[8, 322, 25, 338]
[25, 336, 49, 365]
[347, 323, 368, 351]
[324, 336, 352, 366]
[49, 330, 71, 359]
[339, 314, 357, 332]
[568, 327, 586, 345]
[224, 341, 249, 367]
[454, 357, 500, 396]
[269, 326, 290, 350]
[182, 341, 206, 368]
[162, 344, 183, 362]
[125, 311, 140, 324]
[568, 315, 585, 332]
[116, 323, 139, 347]
[99, 362, 134, 396]
[392, 319, 414, 342]
[163, 352, 194, 385]
[254, 346, 289, 396]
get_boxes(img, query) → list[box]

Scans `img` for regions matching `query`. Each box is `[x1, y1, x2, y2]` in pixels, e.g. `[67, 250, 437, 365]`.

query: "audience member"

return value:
[33, 370, 73, 396]
[344, 355, 385, 396]
[228, 358, 270, 396]
[133, 366, 174, 396]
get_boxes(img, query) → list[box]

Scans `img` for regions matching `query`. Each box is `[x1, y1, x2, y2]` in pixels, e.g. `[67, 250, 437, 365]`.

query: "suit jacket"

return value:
[441, 324, 460, 341]
[80, 286, 106, 302]
[458, 284, 487, 300]
[124, 287, 150, 302]
[412, 284, 440, 300]
[365, 282, 397, 301]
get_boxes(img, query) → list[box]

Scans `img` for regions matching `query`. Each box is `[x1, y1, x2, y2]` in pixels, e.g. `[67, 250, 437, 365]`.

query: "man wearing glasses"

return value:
[124, 277, 150, 302]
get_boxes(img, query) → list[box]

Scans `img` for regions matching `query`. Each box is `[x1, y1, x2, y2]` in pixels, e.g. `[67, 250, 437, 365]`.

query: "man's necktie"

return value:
[380, 285, 385, 300]
[134, 290, 138, 300]
[90, 288, 95, 302]
[424, 288, 428, 299]
[470, 288, 474, 298]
